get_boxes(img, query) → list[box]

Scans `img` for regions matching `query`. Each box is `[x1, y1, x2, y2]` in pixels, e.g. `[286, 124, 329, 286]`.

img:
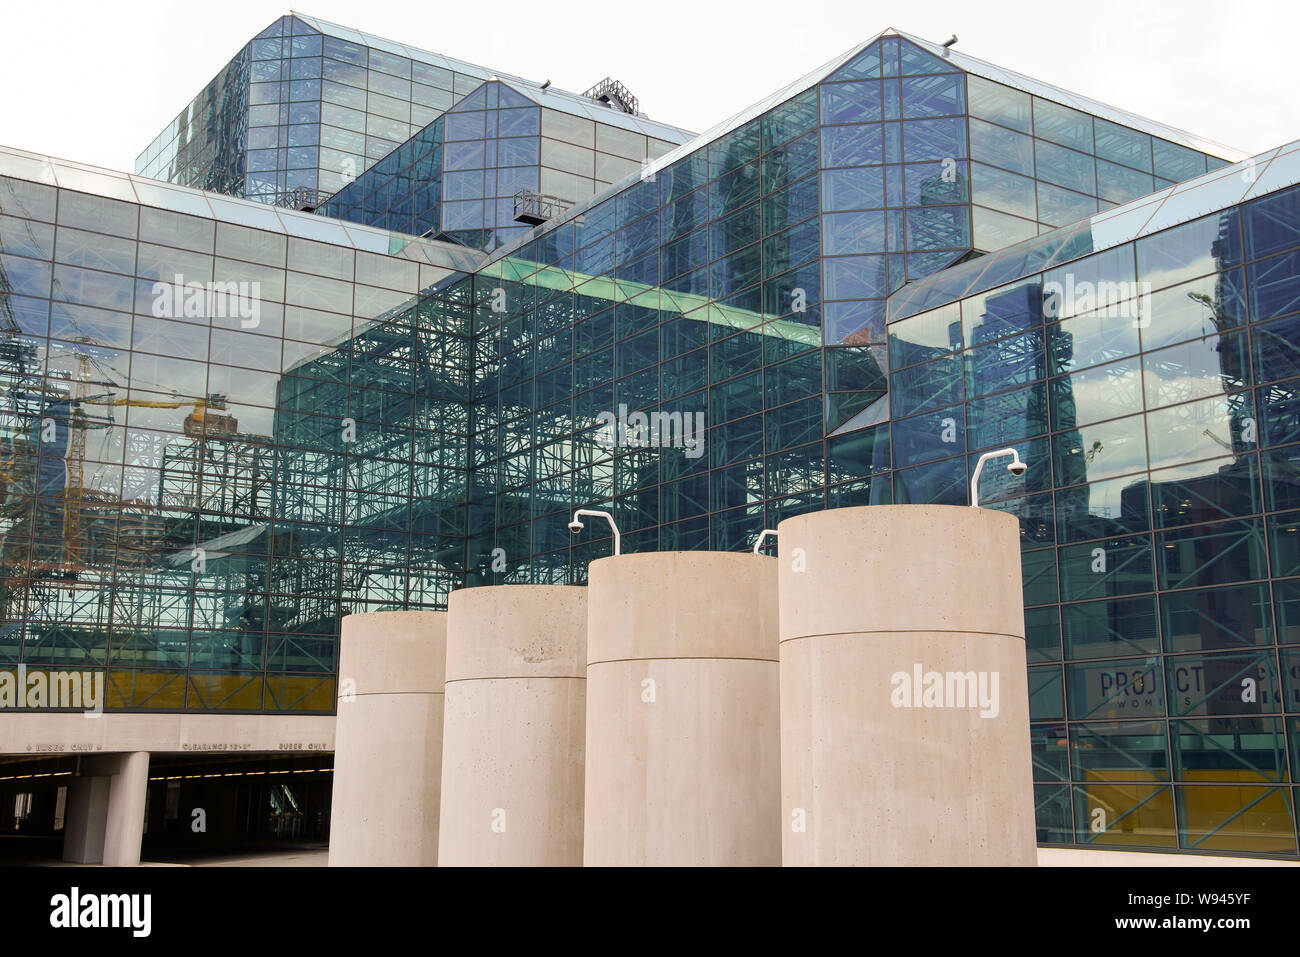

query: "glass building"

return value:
[5, 23, 1300, 858]
[0, 148, 482, 712]
[136, 13, 690, 209]
[317, 78, 687, 252]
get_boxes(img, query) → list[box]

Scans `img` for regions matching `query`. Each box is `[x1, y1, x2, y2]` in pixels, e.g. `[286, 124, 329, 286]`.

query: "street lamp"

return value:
[568, 509, 621, 555]
[752, 529, 777, 555]
[970, 448, 1026, 508]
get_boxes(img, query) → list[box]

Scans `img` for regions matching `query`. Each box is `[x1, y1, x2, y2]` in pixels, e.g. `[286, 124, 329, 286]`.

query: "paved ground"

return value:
[0, 836, 329, 867]
[143, 846, 328, 867]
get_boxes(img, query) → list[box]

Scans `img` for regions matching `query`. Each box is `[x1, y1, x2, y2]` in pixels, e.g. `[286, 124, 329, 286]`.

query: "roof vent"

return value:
[582, 77, 638, 115]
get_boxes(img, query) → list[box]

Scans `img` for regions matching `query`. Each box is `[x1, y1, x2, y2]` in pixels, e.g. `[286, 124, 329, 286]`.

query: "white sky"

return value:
[3, 0, 1297, 174]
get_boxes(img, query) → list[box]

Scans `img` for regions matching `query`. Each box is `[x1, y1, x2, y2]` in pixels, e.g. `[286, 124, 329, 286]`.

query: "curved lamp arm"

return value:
[569, 509, 621, 556]
[970, 448, 1026, 508]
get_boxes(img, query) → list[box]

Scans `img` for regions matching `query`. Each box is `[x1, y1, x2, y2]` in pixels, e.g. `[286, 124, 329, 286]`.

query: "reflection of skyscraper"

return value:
[976, 282, 1054, 509]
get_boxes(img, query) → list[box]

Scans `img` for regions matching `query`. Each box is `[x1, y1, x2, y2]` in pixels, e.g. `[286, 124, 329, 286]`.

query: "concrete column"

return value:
[584, 552, 781, 866]
[101, 752, 150, 866]
[328, 610, 446, 867]
[778, 504, 1035, 866]
[62, 752, 150, 865]
[439, 585, 587, 867]
[62, 773, 110, 864]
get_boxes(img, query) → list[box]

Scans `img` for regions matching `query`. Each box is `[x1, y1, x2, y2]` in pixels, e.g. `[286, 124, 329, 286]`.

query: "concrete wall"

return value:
[439, 585, 587, 866]
[328, 610, 446, 867]
[778, 505, 1035, 866]
[0, 713, 335, 756]
[584, 552, 781, 866]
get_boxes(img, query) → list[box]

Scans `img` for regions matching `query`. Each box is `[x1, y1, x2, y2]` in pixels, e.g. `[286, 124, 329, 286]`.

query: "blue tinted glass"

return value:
[899, 73, 964, 118]
[1096, 159, 1155, 204]
[1137, 211, 1242, 287]
[892, 406, 965, 466]
[906, 206, 969, 250]
[966, 328, 1044, 399]
[970, 119, 1033, 177]
[1249, 254, 1300, 325]
[1036, 182, 1097, 229]
[1035, 140, 1096, 195]
[903, 161, 968, 205]
[822, 211, 886, 255]
[893, 454, 967, 505]
[901, 116, 968, 162]
[1051, 357, 1143, 429]
[1056, 475, 1151, 543]
[820, 167, 884, 211]
[1053, 413, 1149, 485]
[1245, 184, 1300, 261]
[762, 88, 818, 150]
[1157, 518, 1266, 590]
[820, 123, 883, 168]
[888, 302, 961, 368]
[963, 280, 1043, 344]
[1153, 140, 1206, 182]
[967, 75, 1031, 133]
[823, 254, 887, 299]
[891, 354, 962, 416]
[1093, 119, 1152, 173]
[820, 80, 883, 125]
[1062, 596, 1159, 658]
[1059, 533, 1155, 601]
[972, 163, 1036, 219]
[966, 382, 1048, 450]
[829, 41, 883, 81]
[1033, 98, 1093, 153]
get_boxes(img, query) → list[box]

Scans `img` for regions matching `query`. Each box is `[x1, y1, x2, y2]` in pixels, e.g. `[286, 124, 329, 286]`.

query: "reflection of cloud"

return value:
[1067, 385, 1239, 481]
[1147, 395, 1238, 470]
[1068, 416, 1149, 482]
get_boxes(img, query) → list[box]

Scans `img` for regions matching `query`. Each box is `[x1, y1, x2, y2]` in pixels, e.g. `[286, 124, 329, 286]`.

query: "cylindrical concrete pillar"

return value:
[584, 552, 781, 866]
[778, 505, 1034, 866]
[439, 585, 587, 866]
[328, 610, 446, 867]
[63, 752, 149, 865]
[102, 752, 150, 867]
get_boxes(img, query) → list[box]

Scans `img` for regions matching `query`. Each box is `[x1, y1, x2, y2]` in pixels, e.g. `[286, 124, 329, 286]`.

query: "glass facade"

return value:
[316, 81, 683, 253]
[0, 147, 479, 712]
[11, 23, 1300, 858]
[883, 161, 1300, 856]
[135, 14, 690, 209]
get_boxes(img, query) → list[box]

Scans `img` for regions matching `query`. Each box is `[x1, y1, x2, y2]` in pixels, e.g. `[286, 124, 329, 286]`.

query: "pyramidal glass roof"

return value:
[888, 137, 1300, 321]
[638, 27, 1245, 185]
[0, 143, 486, 274]
[289, 12, 694, 143]
[894, 30, 1246, 161]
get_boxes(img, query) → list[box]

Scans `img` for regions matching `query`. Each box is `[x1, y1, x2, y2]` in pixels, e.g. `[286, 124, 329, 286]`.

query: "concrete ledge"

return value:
[0, 712, 335, 756]
[1038, 847, 1300, 867]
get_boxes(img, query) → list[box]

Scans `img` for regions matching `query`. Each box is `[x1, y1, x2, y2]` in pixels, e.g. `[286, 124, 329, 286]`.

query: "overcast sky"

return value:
[3, 0, 1297, 173]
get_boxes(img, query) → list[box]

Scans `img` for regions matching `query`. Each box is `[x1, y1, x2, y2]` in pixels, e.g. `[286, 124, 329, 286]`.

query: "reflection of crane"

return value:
[1187, 289, 1245, 383]
[60, 386, 230, 571]
[1203, 428, 1233, 453]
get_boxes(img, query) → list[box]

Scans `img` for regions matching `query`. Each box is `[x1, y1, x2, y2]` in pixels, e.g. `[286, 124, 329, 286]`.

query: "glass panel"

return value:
[1062, 596, 1159, 659]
